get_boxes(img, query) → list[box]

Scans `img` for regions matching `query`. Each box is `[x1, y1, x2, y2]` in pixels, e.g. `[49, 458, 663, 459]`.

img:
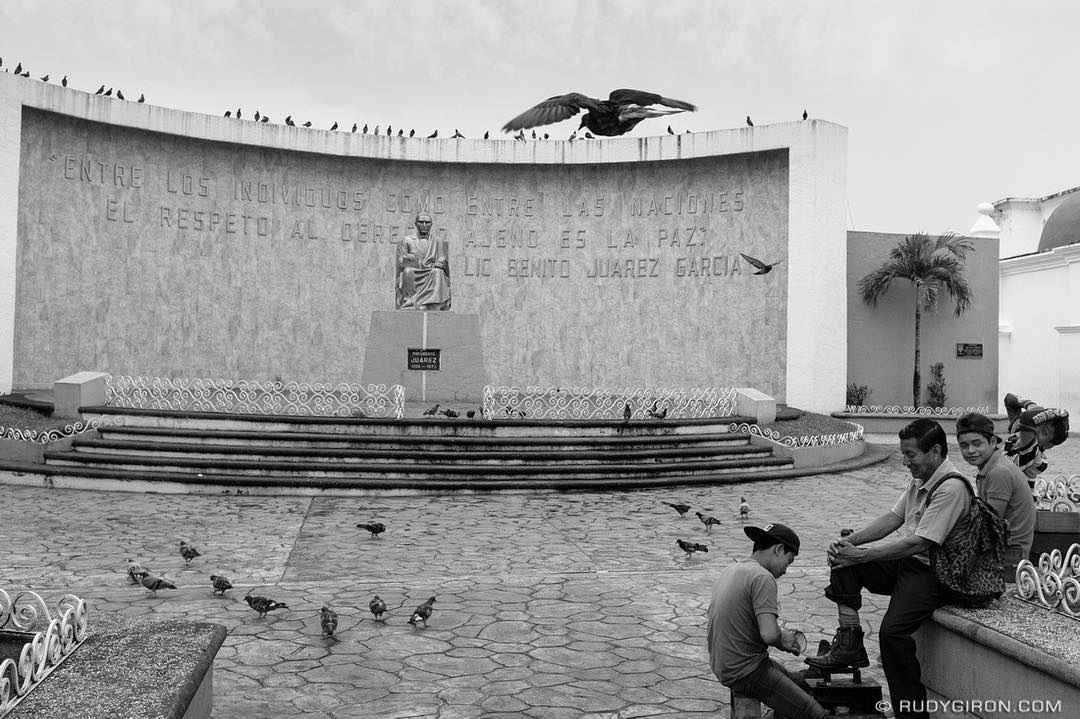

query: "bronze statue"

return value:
[396, 212, 451, 310]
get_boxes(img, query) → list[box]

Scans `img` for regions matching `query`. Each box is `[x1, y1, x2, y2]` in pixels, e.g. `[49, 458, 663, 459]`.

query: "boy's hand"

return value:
[779, 629, 803, 655]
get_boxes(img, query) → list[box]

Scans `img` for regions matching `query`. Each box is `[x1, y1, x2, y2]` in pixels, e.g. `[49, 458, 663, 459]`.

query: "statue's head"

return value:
[415, 212, 432, 234]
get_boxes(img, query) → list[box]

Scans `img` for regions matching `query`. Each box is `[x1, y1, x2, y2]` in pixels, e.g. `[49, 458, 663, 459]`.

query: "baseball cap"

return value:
[955, 412, 999, 442]
[1019, 407, 1071, 447]
[744, 523, 800, 556]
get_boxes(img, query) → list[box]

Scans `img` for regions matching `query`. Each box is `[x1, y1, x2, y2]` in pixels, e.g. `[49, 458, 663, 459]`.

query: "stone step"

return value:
[69, 438, 772, 464]
[93, 426, 752, 451]
[43, 450, 793, 479]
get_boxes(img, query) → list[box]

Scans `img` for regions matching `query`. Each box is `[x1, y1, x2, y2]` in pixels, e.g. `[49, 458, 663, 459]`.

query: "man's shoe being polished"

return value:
[804, 626, 869, 669]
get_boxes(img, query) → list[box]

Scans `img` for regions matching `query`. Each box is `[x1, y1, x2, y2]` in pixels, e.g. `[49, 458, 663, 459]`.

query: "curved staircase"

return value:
[3, 405, 808, 492]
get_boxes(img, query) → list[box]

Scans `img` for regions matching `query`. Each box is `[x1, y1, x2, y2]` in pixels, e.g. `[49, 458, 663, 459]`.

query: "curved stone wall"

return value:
[0, 73, 847, 410]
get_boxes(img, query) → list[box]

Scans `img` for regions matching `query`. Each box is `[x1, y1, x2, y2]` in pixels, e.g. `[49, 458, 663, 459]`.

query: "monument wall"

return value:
[0, 73, 847, 411]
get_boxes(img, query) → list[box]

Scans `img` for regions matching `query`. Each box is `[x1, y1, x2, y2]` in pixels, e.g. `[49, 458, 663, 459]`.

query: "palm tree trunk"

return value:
[912, 293, 922, 407]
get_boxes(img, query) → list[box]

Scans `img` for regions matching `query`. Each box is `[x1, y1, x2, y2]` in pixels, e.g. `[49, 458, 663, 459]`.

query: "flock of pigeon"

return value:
[125, 534, 437, 639]
[418, 400, 671, 422]
[666, 495, 752, 559]
[2, 62, 811, 139]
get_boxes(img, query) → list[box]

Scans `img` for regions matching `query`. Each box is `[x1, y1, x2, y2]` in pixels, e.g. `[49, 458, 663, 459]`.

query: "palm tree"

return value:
[858, 232, 974, 407]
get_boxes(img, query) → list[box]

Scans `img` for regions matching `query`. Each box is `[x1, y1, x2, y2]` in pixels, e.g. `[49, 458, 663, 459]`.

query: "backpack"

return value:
[925, 473, 1009, 608]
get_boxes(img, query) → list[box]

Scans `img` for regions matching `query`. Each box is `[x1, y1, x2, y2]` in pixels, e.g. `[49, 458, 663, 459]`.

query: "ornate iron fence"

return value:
[1014, 544, 1080, 619]
[844, 405, 991, 416]
[0, 589, 89, 717]
[728, 421, 865, 447]
[1032, 475, 1080, 513]
[0, 416, 124, 444]
[480, 385, 738, 421]
[105, 376, 406, 419]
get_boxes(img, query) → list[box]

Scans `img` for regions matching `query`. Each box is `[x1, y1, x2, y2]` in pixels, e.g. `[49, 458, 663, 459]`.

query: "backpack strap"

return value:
[925, 472, 974, 503]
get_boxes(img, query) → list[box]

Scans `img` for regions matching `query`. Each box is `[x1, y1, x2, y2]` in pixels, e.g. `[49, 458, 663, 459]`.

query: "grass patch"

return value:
[762, 410, 862, 439]
[0, 404, 76, 433]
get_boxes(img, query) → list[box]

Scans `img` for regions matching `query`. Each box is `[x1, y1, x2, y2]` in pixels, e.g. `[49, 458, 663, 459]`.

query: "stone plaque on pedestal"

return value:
[361, 311, 488, 403]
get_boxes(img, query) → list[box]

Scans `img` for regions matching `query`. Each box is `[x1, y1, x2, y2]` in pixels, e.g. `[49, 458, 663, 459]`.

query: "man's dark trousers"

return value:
[824, 557, 944, 719]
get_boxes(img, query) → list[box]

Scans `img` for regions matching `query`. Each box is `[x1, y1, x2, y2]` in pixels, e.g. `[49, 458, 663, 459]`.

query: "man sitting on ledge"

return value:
[806, 418, 968, 719]
[396, 212, 451, 311]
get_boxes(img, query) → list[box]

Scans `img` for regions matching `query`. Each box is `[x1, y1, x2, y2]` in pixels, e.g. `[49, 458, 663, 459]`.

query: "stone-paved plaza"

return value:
[3, 437, 1077, 718]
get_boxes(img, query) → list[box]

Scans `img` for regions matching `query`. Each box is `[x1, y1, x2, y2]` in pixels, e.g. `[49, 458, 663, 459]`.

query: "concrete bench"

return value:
[735, 388, 776, 424]
[53, 371, 109, 419]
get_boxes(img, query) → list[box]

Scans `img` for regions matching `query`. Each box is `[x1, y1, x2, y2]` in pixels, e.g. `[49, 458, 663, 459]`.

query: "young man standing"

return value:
[956, 412, 1035, 578]
[707, 523, 828, 719]
[806, 419, 968, 719]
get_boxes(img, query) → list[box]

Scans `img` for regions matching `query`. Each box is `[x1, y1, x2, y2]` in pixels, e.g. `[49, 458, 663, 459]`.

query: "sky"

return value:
[2, 0, 1078, 235]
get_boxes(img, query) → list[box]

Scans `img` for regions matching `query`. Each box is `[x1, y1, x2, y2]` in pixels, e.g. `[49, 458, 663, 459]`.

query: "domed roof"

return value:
[1039, 192, 1080, 251]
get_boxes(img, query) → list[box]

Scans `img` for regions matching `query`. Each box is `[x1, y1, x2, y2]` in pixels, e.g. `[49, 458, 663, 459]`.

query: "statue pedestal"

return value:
[361, 311, 488, 403]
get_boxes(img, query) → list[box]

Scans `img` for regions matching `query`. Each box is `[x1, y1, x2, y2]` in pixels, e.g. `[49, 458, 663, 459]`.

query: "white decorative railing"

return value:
[844, 405, 991, 416]
[1032, 475, 1080, 513]
[105, 376, 406, 419]
[1014, 544, 1080, 619]
[0, 589, 89, 717]
[0, 416, 124, 445]
[481, 386, 738, 421]
[729, 421, 865, 447]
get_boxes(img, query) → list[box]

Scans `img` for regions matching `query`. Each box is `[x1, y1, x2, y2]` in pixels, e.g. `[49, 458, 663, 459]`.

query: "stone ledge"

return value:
[832, 412, 1008, 436]
[11, 613, 226, 719]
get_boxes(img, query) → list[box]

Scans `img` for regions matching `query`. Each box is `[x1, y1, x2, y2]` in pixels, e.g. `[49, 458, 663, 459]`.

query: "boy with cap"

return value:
[1002, 392, 1070, 486]
[956, 412, 1033, 578]
[707, 523, 828, 719]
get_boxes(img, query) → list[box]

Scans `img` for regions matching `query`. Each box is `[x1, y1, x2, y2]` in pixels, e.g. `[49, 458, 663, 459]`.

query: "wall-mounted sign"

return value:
[956, 343, 983, 359]
[407, 348, 441, 370]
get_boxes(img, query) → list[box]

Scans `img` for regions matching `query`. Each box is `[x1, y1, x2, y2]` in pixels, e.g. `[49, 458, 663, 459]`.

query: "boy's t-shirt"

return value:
[707, 560, 778, 685]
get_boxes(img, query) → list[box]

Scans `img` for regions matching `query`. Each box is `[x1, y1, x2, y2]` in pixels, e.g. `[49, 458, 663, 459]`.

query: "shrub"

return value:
[926, 362, 947, 409]
[846, 382, 872, 407]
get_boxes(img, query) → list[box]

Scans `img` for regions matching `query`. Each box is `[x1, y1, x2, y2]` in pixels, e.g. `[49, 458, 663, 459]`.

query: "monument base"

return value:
[361, 310, 488, 404]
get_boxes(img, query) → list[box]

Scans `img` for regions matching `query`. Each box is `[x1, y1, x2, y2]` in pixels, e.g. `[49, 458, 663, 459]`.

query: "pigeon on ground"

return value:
[803, 109, 808, 120]
[452, 129, 464, 138]
[210, 574, 233, 595]
[739, 497, 750, 519]
[676, 539, 709, 558]
[543, 133, 549, 139]
[14, 63, 22, 75]
[568, 130, 577, 141]
[387, 125, 392, 136]
[440, 408, 459, 419]
[236, 108, 242, 119]
[483, 131, 489, 139]
[127, 558, 144, 585]
[302, 121, 312, 128]
[357, 522, 386, 538]
[408, 596, 436, 629]
[427, 129, 438, 138]
[503, 89, 696, 137]
[104, 87, 113, 96]
[285, 115, 294, 126]
[116, 90, 125, 100]
[330, 121, 338, 131]
[369, 595, 387, 621]
[320, 606, 338, 637]
[646, 405, 668, 419]
[350, 123, 357, 132]
[740, 253, 784, 276]
[466, 410, 476, 419]
[423, 403, 440, 416]
[374, 125, 380, 134]
[224, 110, 232, 118]
[140, 572, 177, 597]
[513, 130, 525, 141]
[254, 111, 260, 121]
[137, 93, 144, 103]
[260, 115, 269, 122]
[746, 115, 753, 127]
[584, 132, 594, 139]
[362, 123, 369, 133]
[696, 511, 722, 532]
[623, 402, 632, 421]
[663, 501, 691, 517]
[95, 84, 105, 94]
[244, 594, 288, 617]
[667, 125, 674, 135]
[40, 74, 49, 82]
[179, 540, 201, 566]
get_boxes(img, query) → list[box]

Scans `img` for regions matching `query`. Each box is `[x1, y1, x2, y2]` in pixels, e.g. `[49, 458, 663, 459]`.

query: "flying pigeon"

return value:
[440, 408, 459, 419]
[739, 497, 750, 519]
[244, 594, 288, 617]
[127, 558, 144, 585]
[320, 606, 339, 638]
[210, 574, 233, 595]
[179, 540, 201, 566]
[503, 89, 696, 137]
[423, 403, 440, 416]
[746, 115, 753, 127]
[369, 595, 387, 621]
[676, 539, 709, 558]
[408, 596, 436, 629]
[740, 253, 784, 275]
[696, 511, 722, 532]
[357, 522, 386, 538]
[140, 572, 177, 597]
[663, 501, 691, 517]
[623, 402, 632, 421]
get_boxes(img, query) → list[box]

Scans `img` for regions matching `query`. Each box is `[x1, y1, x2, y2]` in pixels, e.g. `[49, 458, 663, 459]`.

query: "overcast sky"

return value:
[2, 0, 1076, 234]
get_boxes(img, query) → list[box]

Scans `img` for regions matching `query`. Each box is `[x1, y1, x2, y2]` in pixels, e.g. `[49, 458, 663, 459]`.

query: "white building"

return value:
[974, 191, 1080, 417]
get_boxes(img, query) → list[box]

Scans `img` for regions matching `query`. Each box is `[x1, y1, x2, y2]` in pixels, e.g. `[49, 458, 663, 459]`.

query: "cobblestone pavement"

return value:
[3, 439, 1077, 718]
